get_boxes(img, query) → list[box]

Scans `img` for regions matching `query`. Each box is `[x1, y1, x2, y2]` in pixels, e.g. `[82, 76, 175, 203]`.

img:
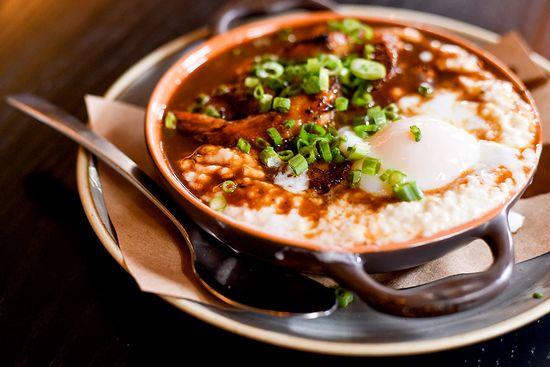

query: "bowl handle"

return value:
[320, 212, 515, 317]
[210, 0, 338, 35]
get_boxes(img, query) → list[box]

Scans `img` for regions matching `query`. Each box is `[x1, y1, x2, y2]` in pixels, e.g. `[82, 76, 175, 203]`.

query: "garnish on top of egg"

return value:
[160, 18, 540, 249]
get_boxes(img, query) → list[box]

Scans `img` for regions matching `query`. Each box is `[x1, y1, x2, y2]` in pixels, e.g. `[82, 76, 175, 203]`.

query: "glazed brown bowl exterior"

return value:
[145, 12, 542, 316]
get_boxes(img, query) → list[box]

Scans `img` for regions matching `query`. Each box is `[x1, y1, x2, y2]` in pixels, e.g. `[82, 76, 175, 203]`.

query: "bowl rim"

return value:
[145, 11, 542, 254]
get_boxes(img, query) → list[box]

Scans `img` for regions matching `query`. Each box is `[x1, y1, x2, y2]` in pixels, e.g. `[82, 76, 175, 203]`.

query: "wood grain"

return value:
[0, 0, 548, 366]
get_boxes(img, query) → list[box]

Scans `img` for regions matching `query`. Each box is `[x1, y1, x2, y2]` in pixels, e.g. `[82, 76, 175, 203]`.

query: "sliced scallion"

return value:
[254, 137, 271, 149]
[410, 125, 422, 142]
[418, 82, 434, 97]
[204, 105, 221, 118]
[288, 154, 308, 175]
[367, 106, 387, 126]
[361, 156, 381, 175]
[348, 169, 362, 188]
[272, 97, 291, 113]
[256, 61, 284, 79]
[253, 84, 264, 100]
[197, 93, 210, 105]
[244, 76, 260, 88]
[350, 58, 386, 80]
[266, 127, 283, 146]
[221, 180, 237, 193]
[364, 44, 375, 59]
[319, 67, 330, 92]
[393, 181, 423, 202]
[258, 94, 273, 113]
[351, 87, 373, 107]
[306, 58, 321, 73]
[301, 75, 321, 94]
[347, 144, 370, 160]
[318, 140, 332, 162]
[331, 147, 346, 163]
[236, 137, 251, 154]
[209, 193, 227, 211]
[335, 287, 354, 308]
[277, 150, 294, 161]
[299, 145, 318, 164]
[260, 147, 282, 168]
[335, 97, 349, 111]
[380, 169, 406, 186]
[283, 119, 295, 129]
[164, 111, 177, 129]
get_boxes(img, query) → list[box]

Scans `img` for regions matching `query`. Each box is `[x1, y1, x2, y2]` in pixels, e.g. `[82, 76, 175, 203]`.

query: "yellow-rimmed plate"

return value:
[76, 6, 550, 356]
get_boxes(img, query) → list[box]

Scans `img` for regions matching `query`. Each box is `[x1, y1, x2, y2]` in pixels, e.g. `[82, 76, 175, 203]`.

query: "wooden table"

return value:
[1, 0, 548, 365]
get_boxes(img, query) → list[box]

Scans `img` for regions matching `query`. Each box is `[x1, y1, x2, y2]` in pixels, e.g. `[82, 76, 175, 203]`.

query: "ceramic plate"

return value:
[76, 6, 550, 356]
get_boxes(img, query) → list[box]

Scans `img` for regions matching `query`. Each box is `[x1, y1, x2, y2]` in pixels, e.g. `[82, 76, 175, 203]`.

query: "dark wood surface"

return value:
[1, 0, 549, 365]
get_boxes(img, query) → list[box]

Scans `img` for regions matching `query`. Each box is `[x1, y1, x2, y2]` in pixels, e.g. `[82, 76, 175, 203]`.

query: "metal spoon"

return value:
[6, 93, 337, 318]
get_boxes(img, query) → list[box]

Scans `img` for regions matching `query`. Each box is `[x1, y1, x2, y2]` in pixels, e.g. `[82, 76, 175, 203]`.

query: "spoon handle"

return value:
[7, 93, 338, 317]
[6, 94, 191, 243]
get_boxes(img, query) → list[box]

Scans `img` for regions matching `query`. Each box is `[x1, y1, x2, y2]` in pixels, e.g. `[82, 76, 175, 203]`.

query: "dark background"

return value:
[1, 0, 549, 365]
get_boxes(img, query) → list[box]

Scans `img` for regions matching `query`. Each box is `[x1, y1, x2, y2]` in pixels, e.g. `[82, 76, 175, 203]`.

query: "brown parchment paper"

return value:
[84, 32, 550, 304]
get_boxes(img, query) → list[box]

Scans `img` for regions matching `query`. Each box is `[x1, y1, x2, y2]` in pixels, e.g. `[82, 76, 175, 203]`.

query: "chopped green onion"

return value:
[533, 292, 544, 299]
[301, 75, 321, 94]
[288, 154, 308, 175]
[209, 192, 227, 211]
[418, 82, 434, 97]
[244, 76, 260, 88]
[236, 137, 251, 154]
[350, 58, 386, 80]
[216, 84, 231, 95]
[320, 54, 343, 74]
[319, 68, 330, 92]
[380, 169, 406, 186]
[256, 61, 284, 79]
[306, 58, 321, 73]
[197, 93, 210, 105]
[318, 140, 333, 162]
[368, 106, 387, 126]
[253, 84, 264, 100]
[277, 150, 294, 161]
[383, 103, 400, 120]
[266, 127, 283, 146]
[260, 147, 282, 168]
[283, 119, 295, 129]
[364, 44, 375, 59]
[204, 105, 221, 118]
[335, 287, 354, 308]
[410, 125, 422, 142]
[331, 147, 346, 163]
[348, 169, 362, 188]
[221, 180, 237, 193]
[341, 19, 363, 34]
[164, 111, 177, 129]
[272, 97, 291, 113]
[335, 97, 349, 111]
[351, 87, 373, 107]
[352, 124, 371, 138]
[258, 94, 273, 113]
[393, 181, 423, 202]
[361, 156, 381, 175]
[254, 137, 271, 149]
[299, 145, 318, 164]
[338, 67, 352, 85]
[347, 144, 369, 160]
[304, 123, 326, 136]
[295, 138, 309, 151]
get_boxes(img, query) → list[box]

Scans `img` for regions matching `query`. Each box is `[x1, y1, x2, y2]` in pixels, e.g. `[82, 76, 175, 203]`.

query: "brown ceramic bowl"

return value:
[145, 9, 542, 316]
